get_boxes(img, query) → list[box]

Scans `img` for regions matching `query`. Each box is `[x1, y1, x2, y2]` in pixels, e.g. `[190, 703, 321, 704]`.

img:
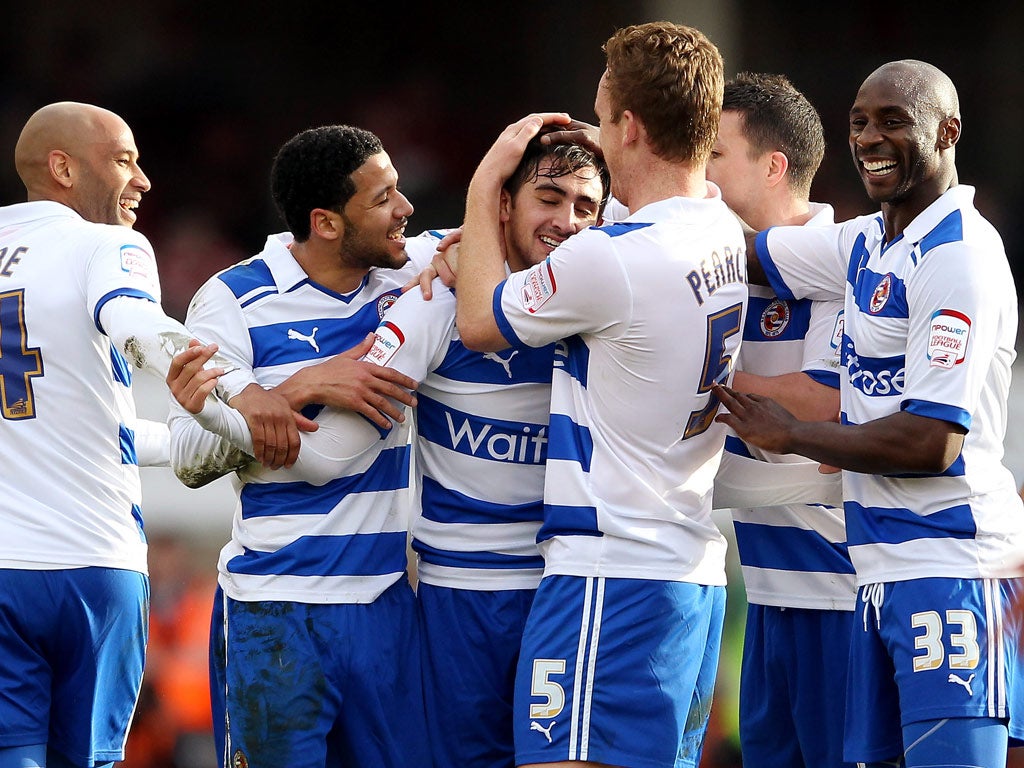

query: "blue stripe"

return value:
[733, 519, 854, 573]
[240, 445, 410, 518]
[226, 531, 408, 577]
[249, 297, 393, 369]
[110, 345, 132, 386]
[902, 398, 971, 432]
[420, 476, 543, 525]
[417, 395, 548, 466]
[853, 268, 908, 319]
[845, 501, 977, 546]
[919, 210, 963, 255]
[93, 289, 156, 332]
[596, 221, 653, 238]
[493, 282, 525, 349]
[744, 296, 812, 342]
[547, 413, 593, 472]
[131, 504, 146, 539]
[554, 334, 589, 388]
[757, 229, 795, 301]
[537, 504, 602, 542]
[119, 423, 138, 465]
[845, 337, 906, 398]
[724, 434, 755, 459]
[845, 230, 874, 290]
[218, 259, 276, 300]
[805, 368, 840, 389]
[412, 539, 544, 570]
[431, 340, 555, 385]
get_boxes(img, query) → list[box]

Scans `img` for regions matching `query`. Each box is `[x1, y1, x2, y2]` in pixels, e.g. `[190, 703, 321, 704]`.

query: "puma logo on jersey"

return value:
[484, 350, 518, 378]
[948, 673, 975, 695]
[530, 720, 556, 743]
[287, 327, 320, 352]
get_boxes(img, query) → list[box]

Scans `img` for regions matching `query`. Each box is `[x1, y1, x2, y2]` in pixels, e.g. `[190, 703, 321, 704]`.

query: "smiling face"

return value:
[501, 157, 604, 272]
[848, 63, 957, 217]
[337, 151, 414, 271]
[68, 112, 151, 227]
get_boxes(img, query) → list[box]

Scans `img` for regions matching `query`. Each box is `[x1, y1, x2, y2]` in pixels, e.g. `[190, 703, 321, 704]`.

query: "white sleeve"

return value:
[713, 451, 844, 509]
[167, 395, 254, 488]
[800, 298, 845, 388]
[134, 418, 170, 467]
[758, 220, 854, 302]
[284, 409, 385, 485]
[98, 294, 242, 384]
[180, 278, 259, 400]
[496, 229, 632, 348]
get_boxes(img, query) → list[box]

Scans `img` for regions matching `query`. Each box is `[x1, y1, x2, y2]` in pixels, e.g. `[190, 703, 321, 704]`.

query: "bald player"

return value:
[717, 60, 1024, 768]
[0, 101, 242, 768]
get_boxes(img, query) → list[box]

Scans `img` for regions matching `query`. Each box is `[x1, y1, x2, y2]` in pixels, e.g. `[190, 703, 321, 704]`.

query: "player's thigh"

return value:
[0, 567, 148, 764]
[902, 716, 1007, 768]
[418, 583, 534, 768]
[514, 575, 725, 768]
[739, 604, 803, 768]
[335, 578, 430, 768]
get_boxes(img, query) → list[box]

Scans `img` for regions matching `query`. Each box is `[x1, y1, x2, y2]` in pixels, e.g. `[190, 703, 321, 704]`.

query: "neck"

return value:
[289, 239, 367, 294]
[881, 169, 958, 243]
[618, 155, 708, 212]
[746, 194, 813, 231]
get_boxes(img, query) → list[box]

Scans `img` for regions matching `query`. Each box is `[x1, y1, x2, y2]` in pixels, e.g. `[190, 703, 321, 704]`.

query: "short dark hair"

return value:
[270, 125, 383, 241]
[505, 137, 611, 214]
[723, 72, 825, 196]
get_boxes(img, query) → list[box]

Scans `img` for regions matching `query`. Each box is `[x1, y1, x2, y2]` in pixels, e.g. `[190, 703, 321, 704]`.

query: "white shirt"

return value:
[0, 201, 162, 572]
[494, 189, 747, 585]
[759, 185, 1024, 584]
[728, 203, 856, 610]
[169, 232, 430, 603]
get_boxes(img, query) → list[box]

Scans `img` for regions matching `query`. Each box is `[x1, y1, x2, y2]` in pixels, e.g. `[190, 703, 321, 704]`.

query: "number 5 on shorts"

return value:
[530, 659, 566, 718]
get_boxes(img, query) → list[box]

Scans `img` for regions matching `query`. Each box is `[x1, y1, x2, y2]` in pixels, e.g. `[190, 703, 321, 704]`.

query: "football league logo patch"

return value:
[366, 321, 404, 367]
[927, 309, 971, 369]
[759, 299, 790, 338]
[231, 750, 249, 768]
[520, 262, 557, 314]
[869, 273, 893, 314]
[119, 244, 154, 282]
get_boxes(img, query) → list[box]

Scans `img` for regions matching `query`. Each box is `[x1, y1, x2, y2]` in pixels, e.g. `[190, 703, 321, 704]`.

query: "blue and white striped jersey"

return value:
[367, 233, 552, 590]
[759, 185, 1024, 584]
[0, 201, 156, 573]
[174, 232, 429, 603]
[493, 191, 747, 585]
[727, 203, 856, 610]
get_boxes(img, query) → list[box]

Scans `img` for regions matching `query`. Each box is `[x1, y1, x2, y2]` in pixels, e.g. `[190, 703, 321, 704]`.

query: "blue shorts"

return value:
[513, 575, 726, 768]
[418, 583, 534, 768]
[845, 577, 1024, 763]
[209, 578, 429, 768]
[740, 604, 856, 768]
[0, 567, 148, 765]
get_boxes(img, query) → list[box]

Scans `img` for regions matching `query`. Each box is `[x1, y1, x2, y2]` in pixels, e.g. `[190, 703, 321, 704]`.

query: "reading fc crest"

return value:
[376, 291, 399, 319]
[760, 299, 791, 338]
[869, 273, 892, 314]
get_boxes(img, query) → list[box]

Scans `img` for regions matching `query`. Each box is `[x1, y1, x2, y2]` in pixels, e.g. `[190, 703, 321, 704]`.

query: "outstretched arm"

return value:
[712, 384, 965, 475]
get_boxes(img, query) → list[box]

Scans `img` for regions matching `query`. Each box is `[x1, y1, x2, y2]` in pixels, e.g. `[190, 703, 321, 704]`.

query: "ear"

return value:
[765, 151, 790, 189]
[621, 109, 641, 147]
[499, 188, 513, 223]
[49, 150, 73, 189]
[938, 117, 961, 149]
[310, 208, 341, 241]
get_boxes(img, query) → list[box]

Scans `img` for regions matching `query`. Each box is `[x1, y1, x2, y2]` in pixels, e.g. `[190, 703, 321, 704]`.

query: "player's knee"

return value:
[0, 744, 46, 768]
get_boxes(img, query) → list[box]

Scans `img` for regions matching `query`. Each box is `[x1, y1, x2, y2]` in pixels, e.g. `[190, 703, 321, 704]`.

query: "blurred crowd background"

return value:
[5, 1, 1024, 765]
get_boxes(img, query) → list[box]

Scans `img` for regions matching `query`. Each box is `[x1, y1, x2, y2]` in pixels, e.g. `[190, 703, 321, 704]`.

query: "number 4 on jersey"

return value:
[0, 290, 43, 419]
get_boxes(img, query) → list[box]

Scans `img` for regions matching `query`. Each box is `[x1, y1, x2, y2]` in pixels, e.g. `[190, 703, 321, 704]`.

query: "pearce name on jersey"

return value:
[686, 244, 746, 306]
